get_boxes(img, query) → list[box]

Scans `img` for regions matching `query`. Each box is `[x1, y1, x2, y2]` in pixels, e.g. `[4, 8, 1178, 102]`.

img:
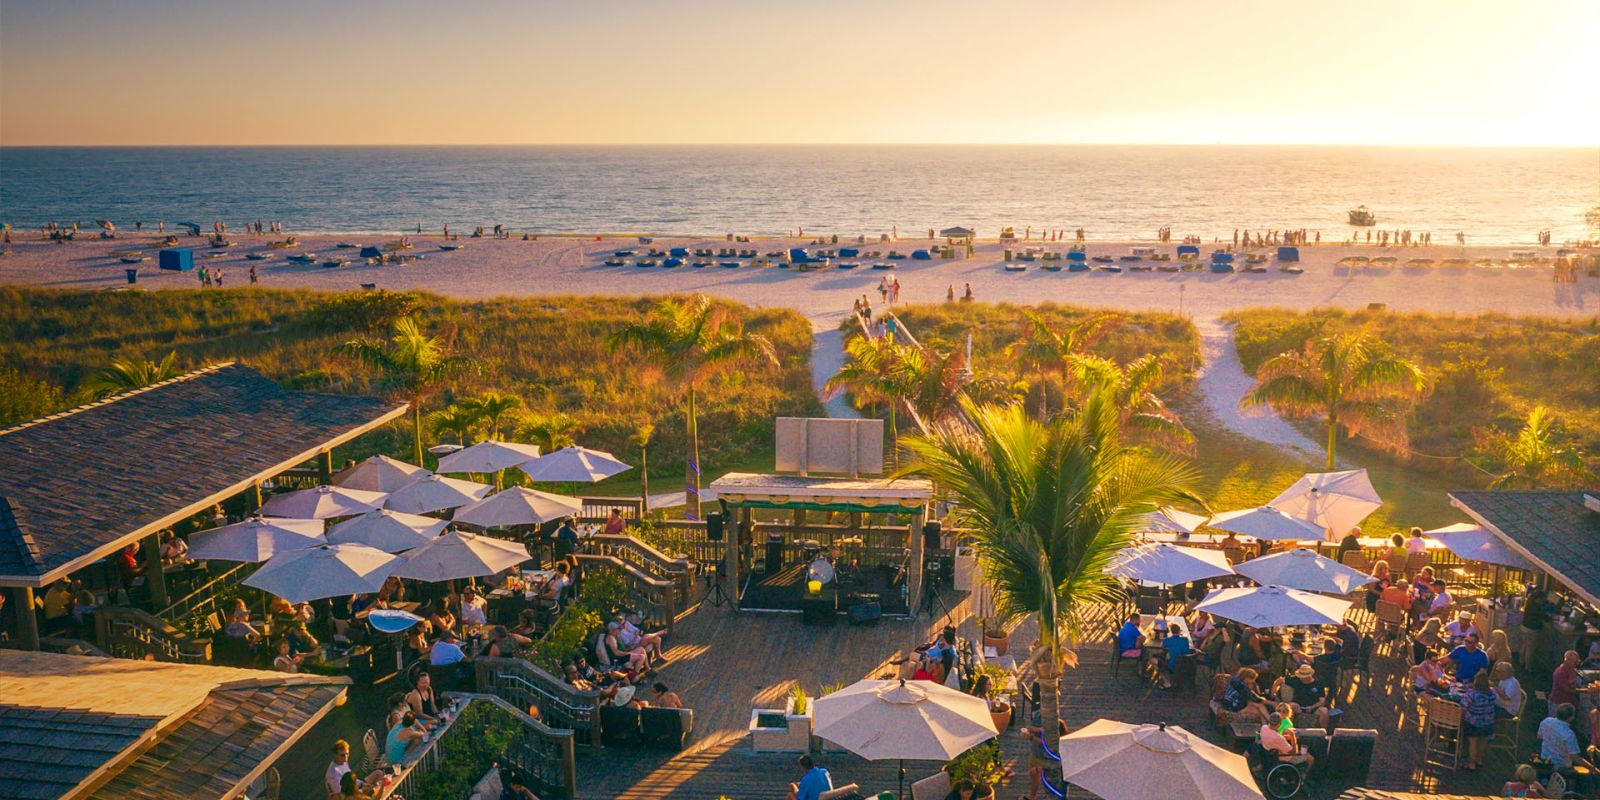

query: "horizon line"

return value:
[3, 141, 1598, 150]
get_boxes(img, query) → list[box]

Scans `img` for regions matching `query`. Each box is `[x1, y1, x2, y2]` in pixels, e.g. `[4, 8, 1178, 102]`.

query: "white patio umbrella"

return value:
[436, 440, 543, 474]
[517, 445, 631, 483]
[243, 543, 402, 603]
[382, 474, 492, 514]
[1424, 523, 1534, 570]
[1234, 547, 1376, 594]
[326, 508, 448, 553]
[1207, 506, 1327, 542]
[813, 678, 997, 799]
[1059, 720, 1263, 800]
[392, 530, 532, 582]
[452, 487, 582, 529]
[1195, 585, 1352, 629]
[644, 489, 717, 510]
[258, 485, 387, 519]
[335, 454, 430, 493]
[1142, 506, 1211, 535]
[187, 516, 325, 562]
[1269, 469, 1382, 541]
[1108, 543, 1233, 587]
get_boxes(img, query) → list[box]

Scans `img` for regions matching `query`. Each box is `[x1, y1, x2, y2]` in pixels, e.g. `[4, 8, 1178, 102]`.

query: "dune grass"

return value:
[1225, 307, 1600, 481]
[0, 287, 821, 490]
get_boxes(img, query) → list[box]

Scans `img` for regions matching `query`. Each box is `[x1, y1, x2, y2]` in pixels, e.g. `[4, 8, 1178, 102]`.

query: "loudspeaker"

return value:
[764, 533, 785, 575]
[704, 511, 724, 542]
[922, 520, 942, 551]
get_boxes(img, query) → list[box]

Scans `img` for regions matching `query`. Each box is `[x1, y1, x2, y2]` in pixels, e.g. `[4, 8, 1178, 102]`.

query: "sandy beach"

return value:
[2, 233, 1594, 329]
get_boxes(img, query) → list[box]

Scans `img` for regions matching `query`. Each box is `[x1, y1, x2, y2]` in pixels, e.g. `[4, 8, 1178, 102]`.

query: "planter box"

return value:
[749, 708, 811, 752]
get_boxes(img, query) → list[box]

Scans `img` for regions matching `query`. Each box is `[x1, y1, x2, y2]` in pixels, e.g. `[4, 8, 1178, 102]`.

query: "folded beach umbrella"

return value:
[382, 474, 492, 514]
[452, 486, 582, 528]
[392, 530, 531, 582]
[436, 440, 543, 475]
[243, 543, 402, 603]
[1424, 522, 1534, 570]
[1107, 543, 1233, 587]
[1059, 720, 1263, 800]
[1195, 585, 1352, 629]
[259, 485, 387, 519]
[1268, 469, 1382, 540]
[516, 445, 631, 483]
[813, 678, 997, 798]
[1141, 506, 1211, 535]
[1234, 547, 1376, 594]
[326, 508, 448, 553]
[335, 454, 430, 493]
[1207, 506, 1326, 541]
[187, 516, 325, 562]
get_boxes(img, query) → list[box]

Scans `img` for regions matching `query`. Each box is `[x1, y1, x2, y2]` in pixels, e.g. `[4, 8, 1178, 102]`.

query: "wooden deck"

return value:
[575, 596, 1528, 799]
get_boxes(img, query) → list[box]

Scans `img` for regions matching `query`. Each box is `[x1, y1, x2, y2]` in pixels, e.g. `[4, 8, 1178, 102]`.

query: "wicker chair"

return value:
[1422, 695, 1463, 770]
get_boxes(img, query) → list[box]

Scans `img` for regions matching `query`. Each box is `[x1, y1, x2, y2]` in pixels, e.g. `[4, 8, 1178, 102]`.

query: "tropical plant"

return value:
[84, 350, 183, 398]
[896, 344, 986, 429]
[825, 334, 909, 441]
[1002, 310, 1113, 416]
[631, 422, 655, 510]
[428, 403, 480, 446]
[788, 685, 809, 715]
[461, 389, 524, 440]
[945, 742, 1007, 794]
[1479, 405, 1596, 489]
[331, 317, 481, 464]
[898, 392, 1201, 748]
[1241, 329, 1430, 470]
[519, 411, 581, 452]
[606, 295, 777, 520]
[0, 367, 64, 426]
[1070, 354, 1194, 455]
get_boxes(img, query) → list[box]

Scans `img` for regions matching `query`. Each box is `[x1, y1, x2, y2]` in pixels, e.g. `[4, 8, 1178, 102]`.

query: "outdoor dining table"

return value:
[1135, 615, 1192, 683]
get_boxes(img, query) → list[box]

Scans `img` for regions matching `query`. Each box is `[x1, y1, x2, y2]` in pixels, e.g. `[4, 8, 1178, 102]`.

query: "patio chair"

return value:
[1374, 601, 1407, 651]
[1341, 551, 1370, 574]
[1422, 695, 1463, 770]
[1487, 686, 1526, 757]
[1223, 546, 1246, 565]
[910, 770, 951, 800]
[1323, 728, 1377, 782]
[360, 728, 387, 773]
[818, 784, 862, 800]
[1403, 552, 1429, 580]
[1339, 635, 1375, 695]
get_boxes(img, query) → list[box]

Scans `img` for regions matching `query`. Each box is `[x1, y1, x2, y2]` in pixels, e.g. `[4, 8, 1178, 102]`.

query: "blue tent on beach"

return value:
[1067, 251, 1087, 262]
[158, 248, 194, 271]
[1211, 252, 1234, 262]
[1277, 246, 1300, 262]
[360, 246, 383, 258]
[1177, 244, 1200, 256]
[912, 250, 931, 260]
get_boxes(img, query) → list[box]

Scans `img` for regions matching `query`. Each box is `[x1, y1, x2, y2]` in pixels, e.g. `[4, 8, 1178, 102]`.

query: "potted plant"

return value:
[945, 742, 1006, 799]
[785, 684, 813, 740]
[980, 615, 1010, 657]
[969, 663, 1013, 732]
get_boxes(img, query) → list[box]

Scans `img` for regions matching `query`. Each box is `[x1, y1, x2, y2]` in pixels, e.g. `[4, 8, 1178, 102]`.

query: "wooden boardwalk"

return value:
[575, 596, 1525, 799]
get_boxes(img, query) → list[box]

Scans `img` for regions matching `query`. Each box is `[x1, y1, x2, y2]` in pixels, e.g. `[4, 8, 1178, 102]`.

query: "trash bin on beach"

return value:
[124, 268, 138, 284]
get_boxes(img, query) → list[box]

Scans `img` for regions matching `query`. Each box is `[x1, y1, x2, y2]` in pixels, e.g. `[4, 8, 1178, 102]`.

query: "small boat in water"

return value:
[1348, 206, 1377, 226]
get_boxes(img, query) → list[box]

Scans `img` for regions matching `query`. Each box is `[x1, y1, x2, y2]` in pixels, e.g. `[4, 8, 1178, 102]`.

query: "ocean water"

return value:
[2, 145, 1595, 244]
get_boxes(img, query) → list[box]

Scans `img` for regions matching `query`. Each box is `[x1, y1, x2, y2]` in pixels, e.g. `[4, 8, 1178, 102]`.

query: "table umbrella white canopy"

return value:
[1424, 523, 1535, 570]
[1108, 543, 1234, 587]
[335, 454, 431, 493]
[1234, 547, 1376, 594]
[517, 445, 631, 483]
[452, 487, 583, 528]
[1207, 506, 1327, 541]
[813, 678, 998, 799]
[187, 516, 325, 562]
[243, 543, 402, 603]
[392, 530, 532, 582]
[436, 440, 543, 474]
[1195, 585, 1352, 629]
[1142, 507, 1212, 535]
[326, 508, 448, 553]
[1269, 469, 1382, 541]
[1059, 720, 1263, 800]
[259, 485, 387, 519]
[382, 474, 492, 514]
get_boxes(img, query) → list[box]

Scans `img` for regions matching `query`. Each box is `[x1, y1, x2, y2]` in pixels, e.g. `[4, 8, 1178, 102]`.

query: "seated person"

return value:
[225, 606, 262, 641]
[426, 601, 458, 639]
[1282, 664, 1333, 731]
[1162, 625, 1192, 672]
[1447, 632, 1490, 685]
[1379, 579, 1410, 611]
[787, 755, 833, 800]
[1242, 629, 1277, 671]
[385, 712, 426, 765]
[1409, 654, 1450, 695]
[116, 543, 145, 588]
[509, 608, 539, 639]
[601, 622, 648, 672]
[284, 621, 319, 656]
[273, 639, 302, 674]
[1222, 668, 1274, 723]
[1502, 763, 1546, 798]
[1260, 711, 1313, 767]
[1188, 611, 1215, 643]
[429, 630, 467, 666]
[1424, 580, 1454, 620]
[1116, 613, 1144, 659]
[483, 625, 526, 658]
[459, 586, 488, 629]
[377, 575, 406, 604]
[651, 682, 683, 708]
[537, 563, 572, 608]
[159, 531, 190, 566]
[403, 626, 431, 663]
[1444, 610, 1480, 647]
[405, 673, 442, 724]
[1335, 621, 1361, 657]
[1198, 624, 1232, 668]
[1411, 618, 1444, 666]
[1490, 660, 1523, 717]
[616, 613, 665, 661]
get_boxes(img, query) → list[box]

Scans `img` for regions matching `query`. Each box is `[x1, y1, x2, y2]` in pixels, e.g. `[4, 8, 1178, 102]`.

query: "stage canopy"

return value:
[708, 472, 933, 514]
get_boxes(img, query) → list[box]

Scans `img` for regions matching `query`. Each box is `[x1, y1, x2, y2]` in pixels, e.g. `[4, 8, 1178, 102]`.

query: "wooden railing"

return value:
[586, 533, 698, 608]
[380, 692, 577, 800]
[475, 657, 605, 754]
[0, 636, 109, 657]
[94, 606, 211, 663]
[155, 562, 252, 628]
[266, 466, 324, 491]
[573, 554, 679, 632]
[580, 496, 641, 522]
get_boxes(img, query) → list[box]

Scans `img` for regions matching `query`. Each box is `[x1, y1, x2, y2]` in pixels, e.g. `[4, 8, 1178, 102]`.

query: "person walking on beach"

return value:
[962, 283, 974, 303]
[249, 265, 258, 284]
[890, 277, 901, 305]
[214, 268, 224, 288]
[877, 277, 888, 304]
[947, 284, 955, 303]
[860, 295, 872, 323]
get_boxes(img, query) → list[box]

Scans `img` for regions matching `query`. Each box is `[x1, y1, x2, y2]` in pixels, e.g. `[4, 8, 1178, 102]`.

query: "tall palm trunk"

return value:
[1036, 653, 1061, 745]
[411, 400, 425, 465]
[640, 445, 651, 512]
[685, 384, 701, 521]
[1325, 390, 1339, 470]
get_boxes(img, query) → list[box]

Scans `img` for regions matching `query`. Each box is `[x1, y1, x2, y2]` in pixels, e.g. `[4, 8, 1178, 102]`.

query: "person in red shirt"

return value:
[116, 544, 144, 589]
[603, 509, 627, 536]
[1551, 649, 1582, 708]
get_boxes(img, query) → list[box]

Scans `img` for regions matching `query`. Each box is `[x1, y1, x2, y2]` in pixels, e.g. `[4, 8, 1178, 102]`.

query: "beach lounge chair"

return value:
[1209, 262, 1235, 273]
[1280, 264, 1304, 274]
[719, 261, 741, 268]
[662, 257, 683, 268]
[1004, 262, 1027, 272]
[1277, 246, 1299, 262]
[1177, 244, 1200, 257]
[1100, 264, 1122, 273]
[837, 262, 859, 270]
[1042, 263, 1062, 272]
[360, 246, 383, 259]
[872, 262, 895, 270]
[287, 254, 316, 264]
[604, 258, 626, 267]
[887, 251, 906, 259]
[838, 248, 859, 257]
[246, 252, 269, 260]
[1093, 255, 1113, 263]
[1067, 251, 1087, 263]
[669, 247, 689, 258]
[1129, 263, 1153, 272]
[692, 260, 712, 268]
[1371, 256, 1397, 267]
[1119, 254, 1140, 262]
[613, 249, 636, 257]
[1068, 262, 1090, 273]
[912, 249, 931, 260]
[1158, 263, 1181, 272]
[635, 259, 657, 267]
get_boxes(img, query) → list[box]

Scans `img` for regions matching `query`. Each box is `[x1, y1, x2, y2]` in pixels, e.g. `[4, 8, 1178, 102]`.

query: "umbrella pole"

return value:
[898, 759, 905, 799]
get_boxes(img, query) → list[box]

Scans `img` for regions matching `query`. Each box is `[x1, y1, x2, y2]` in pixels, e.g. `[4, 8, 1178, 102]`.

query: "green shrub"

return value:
[0, 366, 63, 427]
[530, 605, 602, 673]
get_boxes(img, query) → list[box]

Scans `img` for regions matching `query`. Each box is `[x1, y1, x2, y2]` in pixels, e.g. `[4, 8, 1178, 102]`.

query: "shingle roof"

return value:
[0, 363, 405, 584]
[1450, 490, 1600, 604]
[0, 707, 160, 800]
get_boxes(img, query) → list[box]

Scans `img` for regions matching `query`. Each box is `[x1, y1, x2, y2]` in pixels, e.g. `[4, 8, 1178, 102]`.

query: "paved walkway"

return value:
[1193, 316, 1326, 458]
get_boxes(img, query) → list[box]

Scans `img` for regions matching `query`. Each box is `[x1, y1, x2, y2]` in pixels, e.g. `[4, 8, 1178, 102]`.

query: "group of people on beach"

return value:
[1234, 229, 1319, 248]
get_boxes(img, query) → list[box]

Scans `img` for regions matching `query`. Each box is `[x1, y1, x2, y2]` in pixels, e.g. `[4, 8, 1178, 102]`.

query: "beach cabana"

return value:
[1067, 251, 1088, 262]
[1177, 244, 1200, 256]
[1277, 246, 1300, 262]
[938, 226, 976, 238]
[359, 245, 383, 259]
[158, 248, 194, 271]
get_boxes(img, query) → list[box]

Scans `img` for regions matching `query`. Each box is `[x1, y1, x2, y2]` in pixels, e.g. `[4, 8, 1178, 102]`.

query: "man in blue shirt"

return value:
[1117, 612, 1144, 658]
[1163, 627, 1192, 671]
[788, 755, 832, 800]
[429, 630, 466, 666]
[1448, 632, 1490, 685]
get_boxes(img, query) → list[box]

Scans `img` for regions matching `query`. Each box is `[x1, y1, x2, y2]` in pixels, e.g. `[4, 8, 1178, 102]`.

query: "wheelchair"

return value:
[1247, 742, 1310, 799]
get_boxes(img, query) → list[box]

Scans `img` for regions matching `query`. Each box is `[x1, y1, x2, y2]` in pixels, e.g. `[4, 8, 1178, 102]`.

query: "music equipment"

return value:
[847, 592, 882, 625]
[704, 511, 724, 542]
[801, 591, 837, 625]
[764, 533, 785, 575]
[807, 557, 836, 585]
[922, 520, 942, 551]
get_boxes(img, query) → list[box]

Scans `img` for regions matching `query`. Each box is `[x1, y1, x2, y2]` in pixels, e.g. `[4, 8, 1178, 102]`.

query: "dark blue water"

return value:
[2, 145, 1595, 243]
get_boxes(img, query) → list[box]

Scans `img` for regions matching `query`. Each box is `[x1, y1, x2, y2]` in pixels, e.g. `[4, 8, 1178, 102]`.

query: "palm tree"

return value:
[428, 404, 480, 446]
[631, 422, 655, 511]
[825, 335, 909, 443]
[85, 351, 183, 398]
[461, 390, 524, 440]
[1241, 330, 1430, 470]
[332, 318, 480, 465]
[899, 391, 1201, 748]
[897, 344, 986, 429]
[519, 411, 580, 453]
[1002, 310, 1113, 416]
[1070, 354, 1194, 455]
[606, 296, 777, 520]
[1481, 406, 1596, 489]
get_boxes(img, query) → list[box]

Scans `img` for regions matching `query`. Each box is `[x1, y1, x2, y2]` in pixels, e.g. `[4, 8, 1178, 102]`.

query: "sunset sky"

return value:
[2, 0, 1597, 146]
